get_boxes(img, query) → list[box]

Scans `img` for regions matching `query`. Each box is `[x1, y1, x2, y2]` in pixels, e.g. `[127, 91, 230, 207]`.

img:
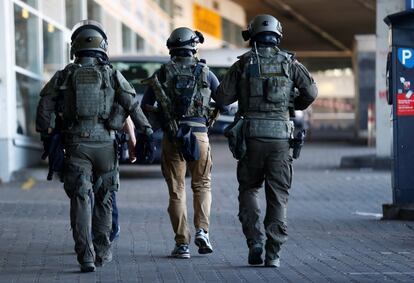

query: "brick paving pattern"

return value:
[1, 140, 414, 282]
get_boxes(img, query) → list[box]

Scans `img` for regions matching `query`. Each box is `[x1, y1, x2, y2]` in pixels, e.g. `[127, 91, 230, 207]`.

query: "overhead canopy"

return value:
[233, 0, 376, 58]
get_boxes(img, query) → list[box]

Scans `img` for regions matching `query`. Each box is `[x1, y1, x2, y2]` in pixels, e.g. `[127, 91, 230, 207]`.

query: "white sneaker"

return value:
[194, 229, 213, 254]
[265, 258, 280, 268]
[171, 244, 191, 259]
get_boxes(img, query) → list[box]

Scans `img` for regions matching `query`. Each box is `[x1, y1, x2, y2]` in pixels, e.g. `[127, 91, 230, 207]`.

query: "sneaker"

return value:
[80, 262, 96, 273]
[194, 229, 213, 254]
[248, 244, 263, 265]
[265, 258, 280, 268]
[95, 251, 113, 267]
[171, 244, 191, 259]
[110, 225, 120, 242]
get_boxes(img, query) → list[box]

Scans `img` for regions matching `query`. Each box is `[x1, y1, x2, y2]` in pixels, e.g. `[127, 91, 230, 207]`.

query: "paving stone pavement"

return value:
[1, 140, 414, 283]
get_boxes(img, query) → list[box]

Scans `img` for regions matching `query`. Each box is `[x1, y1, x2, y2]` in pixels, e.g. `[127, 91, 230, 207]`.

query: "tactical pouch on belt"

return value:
[246, 119, 293, 139]
[176, 125, 200, 161]
[224, 116, 246, 160]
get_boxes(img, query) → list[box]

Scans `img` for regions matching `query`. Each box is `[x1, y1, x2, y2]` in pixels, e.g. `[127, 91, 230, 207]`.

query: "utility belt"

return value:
[178, 117, 207, 133]
[63, 122, 115, 143]
[224, 114, 293, 160]
[244, 116, 294, 140]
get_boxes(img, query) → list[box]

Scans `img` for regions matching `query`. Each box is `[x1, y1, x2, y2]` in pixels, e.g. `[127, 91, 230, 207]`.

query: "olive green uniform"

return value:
[36, 57, 152, 265]
[214, 46, 317, 261]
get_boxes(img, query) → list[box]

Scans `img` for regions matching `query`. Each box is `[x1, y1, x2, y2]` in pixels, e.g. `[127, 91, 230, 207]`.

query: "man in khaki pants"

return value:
[141, 27, 220, 258]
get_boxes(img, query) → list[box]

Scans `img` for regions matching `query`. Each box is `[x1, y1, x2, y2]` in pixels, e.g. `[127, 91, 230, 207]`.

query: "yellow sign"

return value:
[193, 3, 222, 39]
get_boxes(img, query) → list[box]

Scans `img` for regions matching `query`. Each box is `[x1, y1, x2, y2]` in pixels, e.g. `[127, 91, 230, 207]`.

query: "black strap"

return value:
[193, 62, 205, 78]
[93, 169, 118, 194]
[191, 126, 207, 133]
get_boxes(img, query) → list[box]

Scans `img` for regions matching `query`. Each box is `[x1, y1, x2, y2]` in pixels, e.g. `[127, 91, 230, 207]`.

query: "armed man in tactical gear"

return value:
[36, 20, 153, 272]
[214, 15, 317, 267]
[141, 27, 222, 259]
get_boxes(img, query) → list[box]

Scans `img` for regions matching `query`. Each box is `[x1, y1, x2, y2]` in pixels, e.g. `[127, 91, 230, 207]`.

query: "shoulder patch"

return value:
[115, 70, 135, 95]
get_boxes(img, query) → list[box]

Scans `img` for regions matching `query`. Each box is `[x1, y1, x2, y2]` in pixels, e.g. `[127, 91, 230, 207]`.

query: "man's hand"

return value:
[128, 134, 137, 163]
[123, 116, 137, 163]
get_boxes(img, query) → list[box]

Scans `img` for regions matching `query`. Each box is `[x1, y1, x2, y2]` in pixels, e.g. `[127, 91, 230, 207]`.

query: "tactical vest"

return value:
[57, 62, 115, 142]
[239, 47, 294, 139]
[163, 57, 211, 123]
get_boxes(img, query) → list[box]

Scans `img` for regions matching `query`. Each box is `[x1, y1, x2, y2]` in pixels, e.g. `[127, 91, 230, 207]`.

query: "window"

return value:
[136, 34, 145, 52]
[20, 0, 37, 8]
[66, 0, 83, 29]
[122, 24, 146, 54]
[221, 18, 244, 47]
[43, 21, 63, 77]
[87, 0, 102, 22]
[16, 73, 42, 137]
[111, 61, 165, 95]
[122, 24, 132, 53]
[42, 0, 64, 25]
[158, 0, 172, 15]
[14, 4, 40, 74]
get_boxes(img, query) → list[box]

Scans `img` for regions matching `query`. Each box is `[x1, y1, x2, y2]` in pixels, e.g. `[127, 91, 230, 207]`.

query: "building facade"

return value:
[0, 0, 246, 182]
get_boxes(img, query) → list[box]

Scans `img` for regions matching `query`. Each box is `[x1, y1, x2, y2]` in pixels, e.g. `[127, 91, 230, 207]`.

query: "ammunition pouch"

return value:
[224, 116, 247, 160]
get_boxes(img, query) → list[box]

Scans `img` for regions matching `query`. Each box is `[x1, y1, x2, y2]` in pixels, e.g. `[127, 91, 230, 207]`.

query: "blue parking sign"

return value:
[398, 48, 414, 68]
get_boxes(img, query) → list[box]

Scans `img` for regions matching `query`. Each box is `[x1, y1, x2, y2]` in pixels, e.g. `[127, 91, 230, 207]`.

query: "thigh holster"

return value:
[93, 168, 119, 204]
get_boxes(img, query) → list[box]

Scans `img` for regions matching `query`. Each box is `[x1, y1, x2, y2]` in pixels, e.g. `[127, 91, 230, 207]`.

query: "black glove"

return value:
[115, 131, 129, 162]
[41, 133, 64, 180]
[41, 135, 52, 160]
[136, 133, 156, 164]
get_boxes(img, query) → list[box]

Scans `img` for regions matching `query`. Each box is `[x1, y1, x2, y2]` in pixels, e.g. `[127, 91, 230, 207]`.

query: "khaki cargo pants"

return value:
[237, 139, 292, 261]
[161, 132, 212, 244]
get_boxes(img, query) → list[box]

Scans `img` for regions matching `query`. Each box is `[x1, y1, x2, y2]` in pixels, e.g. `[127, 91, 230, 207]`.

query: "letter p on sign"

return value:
[398, 48, 414, 68]
[403, 49, 412, 64]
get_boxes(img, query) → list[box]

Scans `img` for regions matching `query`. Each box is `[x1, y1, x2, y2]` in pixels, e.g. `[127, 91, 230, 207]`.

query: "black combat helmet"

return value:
[70, 20, 108, 59]
[242, 14, 283, 45]
[166, 27, 204, 53]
